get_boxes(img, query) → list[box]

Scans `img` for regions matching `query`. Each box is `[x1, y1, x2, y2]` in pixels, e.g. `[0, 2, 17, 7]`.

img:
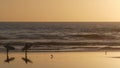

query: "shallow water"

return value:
[1, 52, 120, 68]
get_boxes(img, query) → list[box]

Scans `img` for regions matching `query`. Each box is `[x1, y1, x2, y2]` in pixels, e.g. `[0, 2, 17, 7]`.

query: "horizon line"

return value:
[0, 21, 120, 23]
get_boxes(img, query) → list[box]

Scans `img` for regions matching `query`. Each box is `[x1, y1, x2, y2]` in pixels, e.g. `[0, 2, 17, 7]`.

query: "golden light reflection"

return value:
[0, 52, 120, 68]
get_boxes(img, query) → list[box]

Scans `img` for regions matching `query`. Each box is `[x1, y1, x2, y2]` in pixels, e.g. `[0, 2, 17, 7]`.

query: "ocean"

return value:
[0, 22, 120, 51]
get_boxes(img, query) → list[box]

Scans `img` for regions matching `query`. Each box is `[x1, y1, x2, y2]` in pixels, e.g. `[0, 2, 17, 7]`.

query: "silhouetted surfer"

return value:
[4, 44, 15, 63]
[22, 43, 33, 64]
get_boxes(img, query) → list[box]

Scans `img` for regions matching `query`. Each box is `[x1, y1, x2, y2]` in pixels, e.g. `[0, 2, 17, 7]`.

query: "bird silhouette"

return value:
[50, 54, 54, 59]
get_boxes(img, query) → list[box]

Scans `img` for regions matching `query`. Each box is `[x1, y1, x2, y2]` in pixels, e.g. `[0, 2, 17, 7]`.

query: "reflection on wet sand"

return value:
[111, 57, 120, 58]
[1, 52, 120, 68]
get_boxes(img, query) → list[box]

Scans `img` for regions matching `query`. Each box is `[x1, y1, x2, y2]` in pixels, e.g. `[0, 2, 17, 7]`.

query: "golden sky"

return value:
[0, 0, 120, 22]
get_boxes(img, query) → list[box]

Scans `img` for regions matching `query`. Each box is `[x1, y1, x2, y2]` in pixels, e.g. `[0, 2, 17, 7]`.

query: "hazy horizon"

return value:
[1, 0, 120, 22]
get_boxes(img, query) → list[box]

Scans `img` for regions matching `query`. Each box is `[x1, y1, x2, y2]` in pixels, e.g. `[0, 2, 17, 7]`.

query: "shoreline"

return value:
[1, 50, 120, 52]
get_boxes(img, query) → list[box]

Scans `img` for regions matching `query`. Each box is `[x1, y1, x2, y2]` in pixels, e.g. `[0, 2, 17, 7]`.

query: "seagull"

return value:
[50, 54, 54, 59]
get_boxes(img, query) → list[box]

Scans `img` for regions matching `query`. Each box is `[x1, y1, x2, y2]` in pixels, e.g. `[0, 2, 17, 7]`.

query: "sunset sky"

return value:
[0, 0, 120, 22]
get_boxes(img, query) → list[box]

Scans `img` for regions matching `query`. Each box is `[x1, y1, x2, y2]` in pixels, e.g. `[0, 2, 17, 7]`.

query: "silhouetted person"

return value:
[4, 44, 15, 63]
[105, 51, 107, 55]
[22, 43, 32, 64]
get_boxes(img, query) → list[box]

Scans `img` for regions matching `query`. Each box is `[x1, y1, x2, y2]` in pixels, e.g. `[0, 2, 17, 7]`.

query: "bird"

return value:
[50, 54, 54, 59]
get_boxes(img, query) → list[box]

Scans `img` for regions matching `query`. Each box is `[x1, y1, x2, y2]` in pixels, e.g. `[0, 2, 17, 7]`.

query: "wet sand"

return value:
[0, 52, 120, 68]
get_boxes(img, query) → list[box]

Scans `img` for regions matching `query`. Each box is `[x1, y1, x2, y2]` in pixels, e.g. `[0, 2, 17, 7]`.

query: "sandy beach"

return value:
[1, 52, 120, 68]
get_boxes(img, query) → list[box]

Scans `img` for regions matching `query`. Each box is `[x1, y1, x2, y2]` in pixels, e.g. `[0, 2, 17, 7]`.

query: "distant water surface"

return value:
[0, 22, 120, 51]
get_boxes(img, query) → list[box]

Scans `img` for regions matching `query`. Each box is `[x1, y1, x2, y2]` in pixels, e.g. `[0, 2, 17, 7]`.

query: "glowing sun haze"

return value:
[0, 0, 120, 22]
